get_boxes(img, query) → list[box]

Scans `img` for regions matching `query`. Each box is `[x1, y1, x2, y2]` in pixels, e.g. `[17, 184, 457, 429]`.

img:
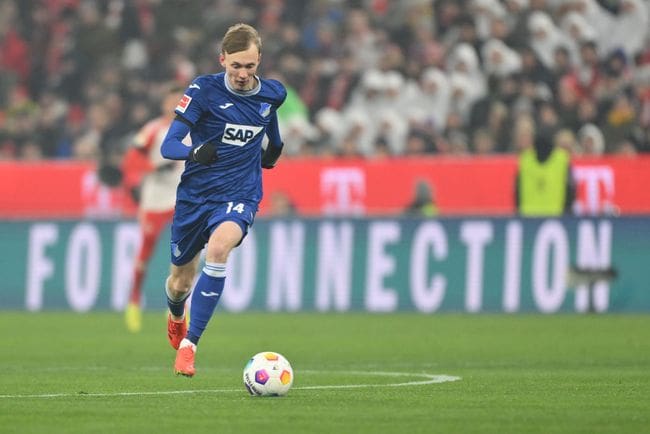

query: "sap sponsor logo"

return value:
[175, 95, 192, 113]
[222, 123, 263, 146]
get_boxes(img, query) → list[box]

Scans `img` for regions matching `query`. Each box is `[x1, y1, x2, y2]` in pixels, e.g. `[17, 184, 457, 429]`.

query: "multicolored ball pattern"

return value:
[243, 351, 294, 397]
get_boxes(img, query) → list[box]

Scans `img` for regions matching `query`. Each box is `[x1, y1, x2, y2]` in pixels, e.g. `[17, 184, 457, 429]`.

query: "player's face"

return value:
[220, 45, 261, 91]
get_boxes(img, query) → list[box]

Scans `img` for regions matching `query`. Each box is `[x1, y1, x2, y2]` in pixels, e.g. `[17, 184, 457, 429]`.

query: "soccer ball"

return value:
[243, 351, 294, 397]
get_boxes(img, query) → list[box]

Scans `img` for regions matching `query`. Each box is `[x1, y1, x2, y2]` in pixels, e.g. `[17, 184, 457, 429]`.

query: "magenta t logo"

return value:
[573, 166, 615, 215]
[320, 167, 366, 215]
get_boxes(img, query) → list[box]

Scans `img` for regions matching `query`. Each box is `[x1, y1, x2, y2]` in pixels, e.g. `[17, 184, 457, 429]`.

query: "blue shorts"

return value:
[170, 199, 258, 266]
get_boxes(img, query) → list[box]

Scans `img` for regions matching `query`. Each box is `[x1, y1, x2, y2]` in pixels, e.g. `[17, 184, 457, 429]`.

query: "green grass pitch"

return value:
[1, 312, 649, 434]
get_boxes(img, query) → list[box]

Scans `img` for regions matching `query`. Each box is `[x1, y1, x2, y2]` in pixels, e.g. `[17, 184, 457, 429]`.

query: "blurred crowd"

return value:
[1, 0, 649, 163]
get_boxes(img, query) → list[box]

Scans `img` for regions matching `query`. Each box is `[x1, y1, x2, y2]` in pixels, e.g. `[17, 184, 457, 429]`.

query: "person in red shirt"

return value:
[122, 86, 190, 332]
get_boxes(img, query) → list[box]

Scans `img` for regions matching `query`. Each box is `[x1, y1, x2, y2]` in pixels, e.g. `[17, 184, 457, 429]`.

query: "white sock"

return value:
[179, 338, 196, 351]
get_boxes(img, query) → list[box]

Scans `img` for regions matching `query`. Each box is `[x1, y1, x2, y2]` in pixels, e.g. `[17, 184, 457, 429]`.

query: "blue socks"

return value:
[186, 262, 226, 345]
[165, 276, 189, 318]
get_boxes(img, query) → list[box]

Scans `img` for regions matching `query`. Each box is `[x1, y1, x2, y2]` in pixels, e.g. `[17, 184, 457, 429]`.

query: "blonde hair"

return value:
[222, 23, 261, 54]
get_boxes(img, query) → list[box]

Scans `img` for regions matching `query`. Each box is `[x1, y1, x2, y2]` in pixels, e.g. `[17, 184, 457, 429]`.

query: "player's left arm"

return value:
[261, 112, 284, 169]
[161, 78, 217, 164]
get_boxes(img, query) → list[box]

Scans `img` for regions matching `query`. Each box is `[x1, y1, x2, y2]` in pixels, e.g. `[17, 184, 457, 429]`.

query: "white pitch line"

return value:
[0, 389, 239, 399]
[295, 372, 461, 390]
[0, 371, 461, 399]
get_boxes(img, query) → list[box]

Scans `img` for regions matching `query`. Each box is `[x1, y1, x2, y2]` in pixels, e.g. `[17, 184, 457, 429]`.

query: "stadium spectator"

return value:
[404, 179, 439, 217]
[511, 113, 537, 153]
[578, 123, 606, 155]
[482, 38, 522, 78]
[405, 67, 451, 137]
[472, 127, 498, 154]
[527, 11, 565, 69]
[602, 91, 638, 153]
[553, 128, 579, 154]
[518, 46, 555, 89]
[404, 131, 435, 155]
[502, 0, 532, 50]
[160, 23, 287, 378]
[268, 190, 297, 216]
[307, 107, 344, 156]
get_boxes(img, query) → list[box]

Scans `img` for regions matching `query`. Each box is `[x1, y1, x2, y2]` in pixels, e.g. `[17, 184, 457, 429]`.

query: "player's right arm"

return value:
[161, 118, 193, 160]
[161, 118, 218, 164]
[160, 78, 217, 165]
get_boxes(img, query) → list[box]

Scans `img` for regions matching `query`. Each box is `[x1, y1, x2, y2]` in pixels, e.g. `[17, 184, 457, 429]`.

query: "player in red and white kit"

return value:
[123, 87, 189, 332]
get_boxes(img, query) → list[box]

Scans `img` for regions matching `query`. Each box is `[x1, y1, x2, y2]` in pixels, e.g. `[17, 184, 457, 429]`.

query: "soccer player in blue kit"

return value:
[160, 23, 286, 377]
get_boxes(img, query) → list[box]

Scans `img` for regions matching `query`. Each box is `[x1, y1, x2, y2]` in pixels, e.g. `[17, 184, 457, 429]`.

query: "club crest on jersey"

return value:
[176, 94, 192, 113]
[222, 123, 263, 146]
[259, 102, 271, 118]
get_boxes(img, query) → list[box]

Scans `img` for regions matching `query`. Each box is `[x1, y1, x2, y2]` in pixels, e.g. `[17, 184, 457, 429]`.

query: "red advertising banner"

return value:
[262, 157, 519, 215]
[1, 156, 649, 218]
[0, 162, 134, 219]
[263, 156, 650, 216]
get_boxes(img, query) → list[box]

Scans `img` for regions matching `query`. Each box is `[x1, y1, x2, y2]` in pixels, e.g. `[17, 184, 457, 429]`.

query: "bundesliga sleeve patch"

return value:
[176, 94, 192, 113]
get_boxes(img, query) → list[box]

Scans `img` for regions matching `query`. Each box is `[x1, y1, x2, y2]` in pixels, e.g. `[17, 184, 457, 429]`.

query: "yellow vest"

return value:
[518, 147, 569, 216]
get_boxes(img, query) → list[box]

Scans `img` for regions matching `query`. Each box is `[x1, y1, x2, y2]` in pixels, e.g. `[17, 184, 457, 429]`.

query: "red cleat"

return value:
[174, 340, 196, 377]
[167, 314, 187, 350]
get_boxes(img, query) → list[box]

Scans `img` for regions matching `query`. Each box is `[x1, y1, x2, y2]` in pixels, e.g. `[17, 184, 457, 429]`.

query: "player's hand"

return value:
[261, 143, 283, 169]
[189, 143, 218, 165]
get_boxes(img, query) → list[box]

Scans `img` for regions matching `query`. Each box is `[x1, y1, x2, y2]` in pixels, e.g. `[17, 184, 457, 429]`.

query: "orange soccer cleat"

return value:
[174, 339, 196, 377]
[167, 313, 187, 350]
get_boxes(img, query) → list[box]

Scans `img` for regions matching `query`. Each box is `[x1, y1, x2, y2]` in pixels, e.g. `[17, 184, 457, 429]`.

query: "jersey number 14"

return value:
[226, 202, 245, 214]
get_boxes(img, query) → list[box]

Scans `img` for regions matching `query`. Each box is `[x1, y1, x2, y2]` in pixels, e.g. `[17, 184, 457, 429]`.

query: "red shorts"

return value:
[137, 209, 175, 263]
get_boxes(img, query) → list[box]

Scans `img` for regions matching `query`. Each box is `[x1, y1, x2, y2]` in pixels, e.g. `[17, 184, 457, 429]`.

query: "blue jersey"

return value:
[174, 72, 286, 204]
